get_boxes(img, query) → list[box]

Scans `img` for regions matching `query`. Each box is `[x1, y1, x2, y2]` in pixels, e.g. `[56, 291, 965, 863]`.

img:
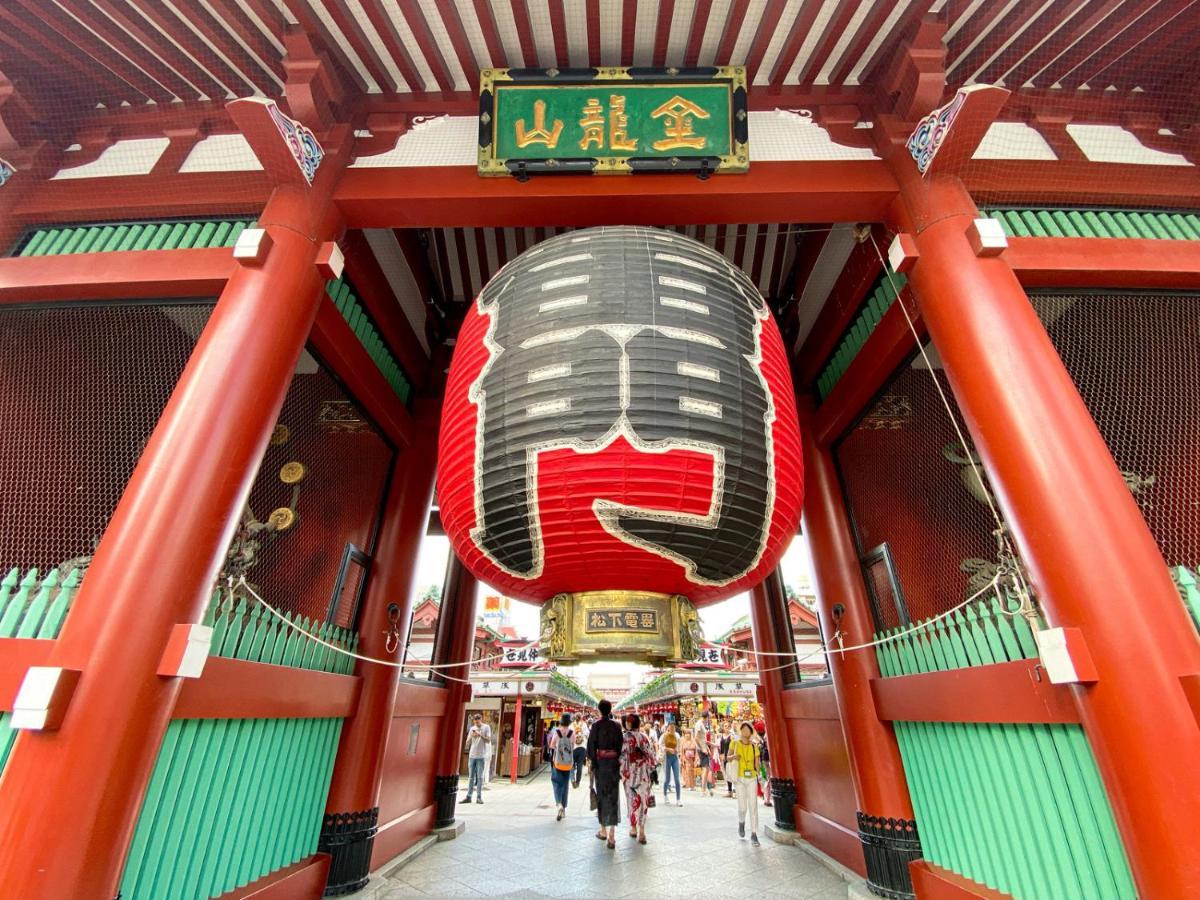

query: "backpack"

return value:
[552, 728, 575, 771]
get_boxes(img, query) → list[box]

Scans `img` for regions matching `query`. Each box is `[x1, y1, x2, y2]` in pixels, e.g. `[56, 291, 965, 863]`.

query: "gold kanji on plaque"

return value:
[640, 612, 655, 629]
[651, 95, 710, 150]
[579, 98, 604, 150]
[608, 95, 638, 151]
[590, 612, 606, 628]
[515, 99, 564, 148]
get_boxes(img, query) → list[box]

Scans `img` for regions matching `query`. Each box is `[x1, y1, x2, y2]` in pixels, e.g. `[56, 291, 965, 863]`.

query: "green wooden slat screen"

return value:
[982, 208, 1200, 240]
[12, 219, 255, 257]
[1171, 566, 1200, 633]
[118, 589, 357, 899]
[326, 275, 414, 406]
[874, 598, 1135, 899]
[0, 568, 82, 770]
[816, 270, 906, 400]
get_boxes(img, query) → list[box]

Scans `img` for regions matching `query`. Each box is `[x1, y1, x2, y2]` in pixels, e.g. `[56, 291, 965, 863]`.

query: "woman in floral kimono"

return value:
[620, 713, 656, 845]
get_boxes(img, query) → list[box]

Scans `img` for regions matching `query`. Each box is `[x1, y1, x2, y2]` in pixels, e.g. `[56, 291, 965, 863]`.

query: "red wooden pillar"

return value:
[510, 693, 523, 784]
[0, 180, 341, 899]
[896, 169, 1200, 898]
[747, 568, 800, 830]
[431, 555, 478, 825]
[319, 399, 439, 894]
[798, 397, 917, 888]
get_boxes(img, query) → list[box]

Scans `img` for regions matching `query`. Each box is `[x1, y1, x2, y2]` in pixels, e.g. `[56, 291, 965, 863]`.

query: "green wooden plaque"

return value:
[478, 66, 748, 177]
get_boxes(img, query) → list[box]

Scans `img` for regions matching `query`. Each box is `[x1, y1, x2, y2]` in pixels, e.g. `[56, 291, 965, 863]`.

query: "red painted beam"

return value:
[0, 639, 53, 711]
[341, 229, 430, 389]
[910, 860, 1013, 899]
[812, 294, 924, 447]
[223, 853, 332, 900]
[1006, 237, 1200, 291]
[173, 657, 360, 720]
[309, 296, 415, 449]
[794, 229, 885, 385]
[16, 173, 271, 224]
[964, 161, 1200, 209]
[870, 659, 1080, 725]
[0, 248, 235, 304]
[780, 681, 841, 720]
[336, 161, 898, 228]
[393, 679, 450, 718]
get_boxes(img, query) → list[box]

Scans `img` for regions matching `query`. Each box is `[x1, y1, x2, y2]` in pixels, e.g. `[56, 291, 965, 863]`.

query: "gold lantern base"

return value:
[540, 591, 702, 665]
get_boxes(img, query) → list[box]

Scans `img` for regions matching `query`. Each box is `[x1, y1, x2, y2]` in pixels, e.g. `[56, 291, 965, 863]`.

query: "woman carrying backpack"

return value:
[548, 713, 576, 821]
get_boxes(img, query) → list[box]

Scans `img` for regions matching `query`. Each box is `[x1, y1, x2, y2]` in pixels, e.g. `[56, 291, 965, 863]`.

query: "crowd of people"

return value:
[541, 699, 772, 849]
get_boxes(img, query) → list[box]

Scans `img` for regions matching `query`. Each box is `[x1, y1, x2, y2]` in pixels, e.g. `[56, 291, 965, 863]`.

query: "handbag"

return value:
[647, 793, 656, 808]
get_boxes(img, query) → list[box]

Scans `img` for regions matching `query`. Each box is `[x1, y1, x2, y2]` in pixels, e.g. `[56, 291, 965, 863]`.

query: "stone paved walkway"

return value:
[379, 770, 851, 899]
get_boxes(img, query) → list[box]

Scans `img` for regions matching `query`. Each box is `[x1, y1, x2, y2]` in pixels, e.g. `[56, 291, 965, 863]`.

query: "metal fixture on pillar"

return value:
[318, 808, 380, 897]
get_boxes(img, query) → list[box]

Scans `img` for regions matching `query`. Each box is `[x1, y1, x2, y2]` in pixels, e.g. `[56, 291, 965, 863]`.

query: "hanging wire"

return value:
[866, 233, 1040, 629]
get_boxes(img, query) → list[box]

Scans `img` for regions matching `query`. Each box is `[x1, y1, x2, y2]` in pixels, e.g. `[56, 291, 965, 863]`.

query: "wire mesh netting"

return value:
[1031, 291, 1200, 570]
[0, 302, 212, 574]
[835, 349, 1001, 632]
[224, 353, 393, 627]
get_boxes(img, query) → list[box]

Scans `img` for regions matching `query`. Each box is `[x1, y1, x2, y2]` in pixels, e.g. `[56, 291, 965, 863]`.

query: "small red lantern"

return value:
[438, 226, 803, 605]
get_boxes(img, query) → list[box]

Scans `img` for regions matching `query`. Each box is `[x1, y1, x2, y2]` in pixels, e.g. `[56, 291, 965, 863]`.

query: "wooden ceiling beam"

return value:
[766, 0, 824, 88]
[1061, 0, 1195, 90]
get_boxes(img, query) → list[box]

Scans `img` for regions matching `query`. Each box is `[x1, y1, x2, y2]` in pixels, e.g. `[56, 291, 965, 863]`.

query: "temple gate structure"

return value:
[0, 3, 1198, 899]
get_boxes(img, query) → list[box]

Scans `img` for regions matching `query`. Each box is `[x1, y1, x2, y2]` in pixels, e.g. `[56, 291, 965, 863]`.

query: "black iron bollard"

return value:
[318, 807, 379, 896]
[770, 776, 797, 831]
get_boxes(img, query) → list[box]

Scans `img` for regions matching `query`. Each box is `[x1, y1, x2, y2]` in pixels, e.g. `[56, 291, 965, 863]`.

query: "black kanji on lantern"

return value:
[468, 226, 776, 586]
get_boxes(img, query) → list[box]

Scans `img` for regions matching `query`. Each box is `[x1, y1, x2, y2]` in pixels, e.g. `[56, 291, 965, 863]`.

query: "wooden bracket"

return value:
[11, 666, 82, 731]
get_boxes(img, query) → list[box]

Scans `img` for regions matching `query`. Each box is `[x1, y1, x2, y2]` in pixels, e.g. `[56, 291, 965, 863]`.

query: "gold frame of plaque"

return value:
[539, 591, 702, 665]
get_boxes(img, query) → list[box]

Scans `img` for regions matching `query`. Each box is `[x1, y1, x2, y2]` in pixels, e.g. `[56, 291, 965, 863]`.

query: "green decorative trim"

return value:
[0, 568, 82, 770]
[325, 276, 413, 407]
[616, 671, 674, 709]
[13, 218, 255, 256]
[874, 598, 1135, 899]
[119, 590, 354, 898]
[983, 207, 1200, 240]
[548, 670, 598, 707]
[119, 716, 343, 899]
[202, 589, 358, 675]
[816, 270, 906, 400]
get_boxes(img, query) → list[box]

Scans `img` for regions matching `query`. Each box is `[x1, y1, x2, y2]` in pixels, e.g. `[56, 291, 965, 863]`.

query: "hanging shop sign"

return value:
[436, 226, 805, 609]
[539, 591, 701, 665]
[477, 67, 748, 177]
[499, 642, 541, 668]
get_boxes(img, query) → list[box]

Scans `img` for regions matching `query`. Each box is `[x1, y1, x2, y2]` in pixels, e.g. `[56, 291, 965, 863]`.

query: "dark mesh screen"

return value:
[836, 353, 999, 631]
[0, 303, 212, 573]
[221, 356, 393, 626]
[1031, 292, 1200, 568]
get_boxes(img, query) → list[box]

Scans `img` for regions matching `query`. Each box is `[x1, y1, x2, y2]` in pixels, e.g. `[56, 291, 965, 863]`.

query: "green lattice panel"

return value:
[816, 270, 906, 400]
[13, 219, 254, 256]
[0, 568, 82, 770]
[983, 208, 1200, 240]
[118, 591, 356, 898]
[326, 276, 414, 406]
[874, 599, 1135, 899]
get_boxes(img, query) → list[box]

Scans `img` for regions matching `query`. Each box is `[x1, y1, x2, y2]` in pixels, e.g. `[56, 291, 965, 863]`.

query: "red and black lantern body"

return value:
[437, 226, 803, 606]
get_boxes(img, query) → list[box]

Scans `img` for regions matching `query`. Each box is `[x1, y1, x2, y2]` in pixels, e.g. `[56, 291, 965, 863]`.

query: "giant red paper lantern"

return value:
[437, 226, 803, 605]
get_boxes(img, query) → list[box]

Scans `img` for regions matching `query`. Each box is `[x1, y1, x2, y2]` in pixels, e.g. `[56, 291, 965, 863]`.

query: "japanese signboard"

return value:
[693, 644, 725, 667]
[585, 609, 659, 633]
[478, 66, 748, 177]
[499, 642, 541, 667]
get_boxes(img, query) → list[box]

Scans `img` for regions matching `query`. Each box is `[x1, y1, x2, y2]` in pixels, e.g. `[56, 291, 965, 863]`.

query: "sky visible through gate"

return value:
[410, 528, 818, 685]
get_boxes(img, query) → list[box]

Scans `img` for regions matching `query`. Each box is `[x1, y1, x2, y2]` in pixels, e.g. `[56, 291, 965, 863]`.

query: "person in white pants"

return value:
[726, 722, 762, 845]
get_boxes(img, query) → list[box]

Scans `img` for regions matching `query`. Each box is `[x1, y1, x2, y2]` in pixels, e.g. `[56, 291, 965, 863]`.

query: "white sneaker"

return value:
[556, 805, 564, 821]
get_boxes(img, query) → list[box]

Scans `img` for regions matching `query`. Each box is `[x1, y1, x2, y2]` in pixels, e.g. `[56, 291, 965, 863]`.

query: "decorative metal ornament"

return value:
[279, 461, 307, 484]
[0, 158, 13, 188]
[437, 226, 804, 606]
[267, 507, 296, 531]
[538, 591, 700, 664]
[270, 424, 291, 446]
